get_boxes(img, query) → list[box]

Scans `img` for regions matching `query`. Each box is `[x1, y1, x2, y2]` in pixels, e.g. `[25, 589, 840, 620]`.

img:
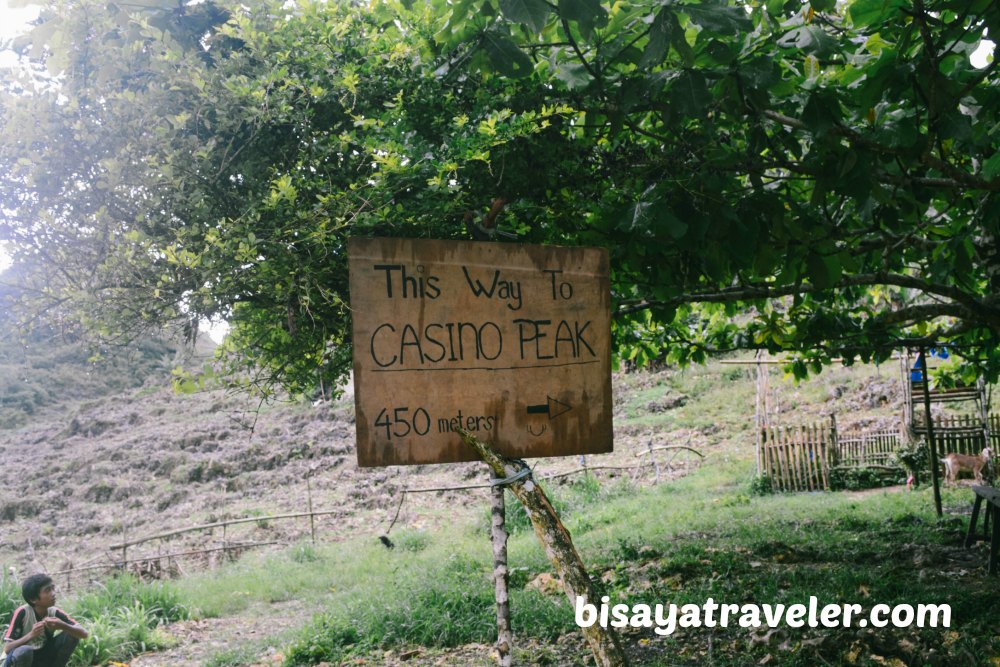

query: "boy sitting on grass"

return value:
[3, 574, 88, 667]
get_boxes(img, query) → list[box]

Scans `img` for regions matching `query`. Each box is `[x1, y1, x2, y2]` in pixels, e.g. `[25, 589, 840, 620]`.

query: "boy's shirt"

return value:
[3, 605, 78, 647]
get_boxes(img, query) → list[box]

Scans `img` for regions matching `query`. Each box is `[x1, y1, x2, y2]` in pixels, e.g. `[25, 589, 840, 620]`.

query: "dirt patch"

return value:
[129, 602, 301, 667]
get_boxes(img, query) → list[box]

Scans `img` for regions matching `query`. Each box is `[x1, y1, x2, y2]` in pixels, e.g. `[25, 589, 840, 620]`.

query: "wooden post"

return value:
[829, 414, 839, 466]
[121, 521, 129, 571]
[980, 376, 991, 457]
[490, 473, 513, 667]
[791, 426, 802, 492]
[755, 353, 762, 475]
[780, 428, 791, 491]
[810, 424, 821, 490]
[819, 423, 830, 490]
[760, 427, 769, 482]
[458, 429, 629, 667]
[648, 440, 660, 483]
[754, 350, 770, 476]
[919, 348, 943, 518]
[902, 348, 915, 427]
[307, 473, 317, 545]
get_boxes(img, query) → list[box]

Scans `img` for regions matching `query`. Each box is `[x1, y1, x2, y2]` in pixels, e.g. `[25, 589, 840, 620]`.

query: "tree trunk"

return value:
[458, 429, 629, 667]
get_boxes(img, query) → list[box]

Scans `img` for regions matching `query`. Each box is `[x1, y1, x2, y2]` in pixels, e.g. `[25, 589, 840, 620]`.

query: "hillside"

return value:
[2, 348, 906, 581]
[5, 343, 997, 667]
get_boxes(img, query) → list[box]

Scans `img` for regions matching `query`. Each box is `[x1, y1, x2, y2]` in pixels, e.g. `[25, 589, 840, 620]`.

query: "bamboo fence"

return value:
[760, 421, 833, 492]
[761, 413, 997, 493]
[932, 413, 997, 456]
[837, 429, 900, 467]
[49, 449, 696, 590]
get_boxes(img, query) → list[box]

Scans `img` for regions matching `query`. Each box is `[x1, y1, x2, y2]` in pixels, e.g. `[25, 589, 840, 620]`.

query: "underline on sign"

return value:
[371, 360, 601, 373]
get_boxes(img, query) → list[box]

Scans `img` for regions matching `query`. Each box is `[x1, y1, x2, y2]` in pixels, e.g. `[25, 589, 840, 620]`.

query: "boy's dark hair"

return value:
[21, 573, 53, 604]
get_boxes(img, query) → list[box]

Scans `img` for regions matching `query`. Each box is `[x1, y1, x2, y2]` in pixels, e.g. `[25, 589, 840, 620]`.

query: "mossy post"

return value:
[490, 475, 513, 666]
[458, 429, 629, 667]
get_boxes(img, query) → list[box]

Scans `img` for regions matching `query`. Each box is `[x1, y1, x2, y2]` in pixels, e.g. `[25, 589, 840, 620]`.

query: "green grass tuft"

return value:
[0, 571, 20, 622]
[70, 574, 188, 624]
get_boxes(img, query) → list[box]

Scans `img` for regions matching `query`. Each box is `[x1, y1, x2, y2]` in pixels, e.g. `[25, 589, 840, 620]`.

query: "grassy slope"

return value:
[156, 361, 998, 667]
[2, 354, 994, 666]
[176, 471, 999, 667]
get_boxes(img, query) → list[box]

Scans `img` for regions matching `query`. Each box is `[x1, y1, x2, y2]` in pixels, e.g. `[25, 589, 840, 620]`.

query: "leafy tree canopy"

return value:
[0, 0, 997, 395]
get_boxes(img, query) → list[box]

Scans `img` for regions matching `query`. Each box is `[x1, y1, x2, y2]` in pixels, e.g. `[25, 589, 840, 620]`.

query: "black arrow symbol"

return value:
[526, 396, 572, 420]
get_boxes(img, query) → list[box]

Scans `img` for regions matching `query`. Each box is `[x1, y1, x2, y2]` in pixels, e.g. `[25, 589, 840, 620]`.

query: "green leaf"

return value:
[777, 26, 838, 57]
[982, 153, 1000, 180]
[558, 0, 608, 39]
[670, 15, 695, 66]
[705, 40, 736, 66]
[555, 62, 592, 89]
[681, 6, 752, 34]
[809, 0, 837, 12]
[938, 110, 973, 142]
[806, 253, 841, 289]
[499, 0, 551, 33]
[849, 0, 906, 27]
[669, 71, 712, 117]
[482, 31, 535, 77]
[639, 10, 672, 68]
[801, 91, 841, 134]
[766, 0, 786, 15]
[651, 203, 688, 239]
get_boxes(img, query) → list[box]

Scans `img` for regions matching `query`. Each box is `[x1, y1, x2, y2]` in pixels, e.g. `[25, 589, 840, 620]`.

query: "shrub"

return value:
[894, 440, 929, 478]
[829, 466, 903, 491]
[65, 576, 186, 667]
[749, 474, 773, 496]
[68, 601, 174, 667]
[284, 619, 361, 665]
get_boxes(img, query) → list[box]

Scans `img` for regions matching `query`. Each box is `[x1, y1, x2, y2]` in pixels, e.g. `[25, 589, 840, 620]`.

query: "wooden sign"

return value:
[348, 237, 613, 467]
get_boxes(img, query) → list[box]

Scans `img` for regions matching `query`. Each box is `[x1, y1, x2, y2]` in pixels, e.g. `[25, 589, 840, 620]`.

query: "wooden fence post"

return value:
[648, 440, 660, 483]
[307, 473, 317, 545]
[121, 520, 129, 571]
[490, 473, 513, 667]
[918, 348, 943, 518]
[458, 429, 629, 667]
[829, 414, 839, 466]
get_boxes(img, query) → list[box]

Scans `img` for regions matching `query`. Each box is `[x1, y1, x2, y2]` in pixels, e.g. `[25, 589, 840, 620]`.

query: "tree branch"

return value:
[617, 272, 1000, 329]
[760, 110, 997, 192]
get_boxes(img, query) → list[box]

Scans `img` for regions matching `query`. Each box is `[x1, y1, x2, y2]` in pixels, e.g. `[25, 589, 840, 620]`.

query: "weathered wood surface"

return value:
[491, 479, 513, 666]
[760, 422, 834, 492]
[965, 486, 1000, 575]
[459, 429, 629, 667]
[348, 237, 612, 466]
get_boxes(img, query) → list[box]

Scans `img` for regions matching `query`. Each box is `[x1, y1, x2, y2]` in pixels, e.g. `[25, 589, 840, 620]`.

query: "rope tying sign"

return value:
[490, 464, 533, 487]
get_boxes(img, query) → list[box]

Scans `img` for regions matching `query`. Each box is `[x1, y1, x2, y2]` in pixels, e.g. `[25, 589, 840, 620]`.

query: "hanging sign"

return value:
[348, 237, 613, 467]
